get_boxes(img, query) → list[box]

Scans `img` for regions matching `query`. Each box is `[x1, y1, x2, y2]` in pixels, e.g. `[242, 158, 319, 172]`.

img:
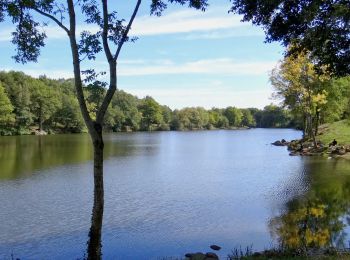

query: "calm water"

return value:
[1, 129, 350, 259]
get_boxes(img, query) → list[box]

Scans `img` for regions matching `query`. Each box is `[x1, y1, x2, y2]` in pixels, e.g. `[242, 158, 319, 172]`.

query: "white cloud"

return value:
[2, 68, 73, 79]
[182, 27, 264, 40]
[130, 8, 243, 36]
[0, 24, 98, 42]
[125, 86, 275, 109]
[119, 58, 276, 76]
[3, 58, 276, 79]
[0, 7, 251, 42]
[0, 29, 11, 42]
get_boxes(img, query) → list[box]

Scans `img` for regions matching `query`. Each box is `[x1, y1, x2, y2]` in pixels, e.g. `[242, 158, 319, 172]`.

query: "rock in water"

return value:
[210, 245, 221, 251]
[206, 252, 219, 259]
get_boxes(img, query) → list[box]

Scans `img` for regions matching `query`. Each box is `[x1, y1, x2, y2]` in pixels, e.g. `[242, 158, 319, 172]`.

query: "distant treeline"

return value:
[0, 71, 295, 135]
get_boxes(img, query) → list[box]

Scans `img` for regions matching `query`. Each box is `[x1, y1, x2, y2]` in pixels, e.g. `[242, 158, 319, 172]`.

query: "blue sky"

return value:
[0, 1, 284, 109]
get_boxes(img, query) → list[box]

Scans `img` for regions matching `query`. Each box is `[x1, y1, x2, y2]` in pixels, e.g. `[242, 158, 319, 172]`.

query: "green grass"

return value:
[317, 120, 350, 145]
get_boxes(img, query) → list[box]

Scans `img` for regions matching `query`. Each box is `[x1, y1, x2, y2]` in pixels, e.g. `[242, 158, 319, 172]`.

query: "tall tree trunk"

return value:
[302, 113, 307, 139]
[87, 123, 104, 260]
[314, 110, 320, 137]
[307, 114, 317, 147]
[39, 105, 43, 131]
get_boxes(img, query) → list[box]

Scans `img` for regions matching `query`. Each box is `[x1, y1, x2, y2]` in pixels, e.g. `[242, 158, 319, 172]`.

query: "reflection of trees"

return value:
[269, 177, 350, 253]
[0, 134, 145, 179]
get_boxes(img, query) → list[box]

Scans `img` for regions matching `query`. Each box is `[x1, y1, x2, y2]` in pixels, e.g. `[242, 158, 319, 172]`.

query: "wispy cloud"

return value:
[125, 86, 274, 109]
[3, 58, 276, 79]
[181, 27, 264, 40]
[130, 8, 243, 36]
[0, 7, 250, 42]
[119, 58, 276, 76]
[2, 68, 73, 79]
[0, 29, 11, 42]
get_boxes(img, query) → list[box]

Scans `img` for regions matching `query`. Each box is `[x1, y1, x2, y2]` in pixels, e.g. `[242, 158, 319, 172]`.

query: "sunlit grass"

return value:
[318, 120, 350, 145]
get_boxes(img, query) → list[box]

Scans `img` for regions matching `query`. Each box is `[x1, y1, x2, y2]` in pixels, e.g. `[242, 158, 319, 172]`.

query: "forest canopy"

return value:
[0, 71, 298, 135]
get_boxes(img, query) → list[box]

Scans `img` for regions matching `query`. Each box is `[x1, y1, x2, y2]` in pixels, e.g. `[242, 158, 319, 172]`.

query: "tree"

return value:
[241, 108, 256, 127]
[0, 83, 15, 134]
[138, 96, 163, 130]
[270, 50, 330, 144]
[230, 0, 350, 76]
[29, 79, 60, 131]
[224, 106, 243, 127]
[208, 108, 229, 129]
[112, 90, 141, 131]
[0, 71, 34, 133]
[1, 1, 208, 258]
[259, 105, 291, 128]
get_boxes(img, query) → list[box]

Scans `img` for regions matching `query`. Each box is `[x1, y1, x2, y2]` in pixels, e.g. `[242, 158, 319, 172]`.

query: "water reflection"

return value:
[0, 133, 159, 180]
[269, 158, 350, 252]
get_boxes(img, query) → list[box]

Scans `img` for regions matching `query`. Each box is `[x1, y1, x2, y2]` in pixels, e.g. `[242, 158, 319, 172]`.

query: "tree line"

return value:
[0, 71, 295, 136]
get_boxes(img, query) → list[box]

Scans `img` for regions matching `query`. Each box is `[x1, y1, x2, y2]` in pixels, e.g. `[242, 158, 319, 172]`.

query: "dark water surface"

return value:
[1, 129, 350, 259]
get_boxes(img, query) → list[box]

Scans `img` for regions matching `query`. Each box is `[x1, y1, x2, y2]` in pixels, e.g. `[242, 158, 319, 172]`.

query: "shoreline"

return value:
[272, 138, 350, 159]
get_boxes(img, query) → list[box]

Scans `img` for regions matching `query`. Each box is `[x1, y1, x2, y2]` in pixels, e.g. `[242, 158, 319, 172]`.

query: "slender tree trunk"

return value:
[39, 105, 43, 131]
[314, 110, 320, 137]
[87, 123, 104, 260]
[307, 113, 317, 147]
[302, 113, 307, 139]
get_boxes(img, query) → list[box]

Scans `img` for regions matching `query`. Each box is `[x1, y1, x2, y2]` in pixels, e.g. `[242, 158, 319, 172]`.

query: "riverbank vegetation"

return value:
[270, 49, 350, 147]
[0, 71, 295, 136]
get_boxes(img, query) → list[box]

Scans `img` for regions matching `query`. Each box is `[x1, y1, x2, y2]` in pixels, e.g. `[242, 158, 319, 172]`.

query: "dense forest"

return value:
[0, 70, 349, 136]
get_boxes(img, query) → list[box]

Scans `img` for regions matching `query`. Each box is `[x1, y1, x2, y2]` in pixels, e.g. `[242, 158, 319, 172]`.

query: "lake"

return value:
[1, 129, 350, 259]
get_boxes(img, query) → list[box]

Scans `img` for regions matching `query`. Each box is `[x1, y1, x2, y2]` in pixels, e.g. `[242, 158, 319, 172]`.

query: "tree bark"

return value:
[87, 123, 104, 260]
[314, 110, 320, 137]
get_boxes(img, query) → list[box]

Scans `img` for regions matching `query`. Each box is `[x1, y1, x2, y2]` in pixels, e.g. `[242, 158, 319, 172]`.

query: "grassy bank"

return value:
[317, 120, 350, 145]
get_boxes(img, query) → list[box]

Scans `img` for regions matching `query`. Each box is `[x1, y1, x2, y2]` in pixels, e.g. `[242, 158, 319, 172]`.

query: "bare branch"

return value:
[96, 62, 116, 124]
[114, 0, 141, 60]
[67, 0, 95, 134]
[32, 7, 70, 35]
[101, 0, 113, 61]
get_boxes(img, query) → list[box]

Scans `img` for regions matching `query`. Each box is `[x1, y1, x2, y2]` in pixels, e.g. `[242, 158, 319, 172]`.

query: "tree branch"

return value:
[96, 0, 141, 124]
[96, 62, 116, 124]
[101, 0, 113, 61]
[114, 0, 141, 60]
[32, 7, 70, 35]
[66, 0, 95, 135]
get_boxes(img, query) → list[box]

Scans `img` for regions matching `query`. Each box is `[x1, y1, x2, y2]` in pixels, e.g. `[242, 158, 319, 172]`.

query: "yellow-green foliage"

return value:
[318, 120, 350, 145]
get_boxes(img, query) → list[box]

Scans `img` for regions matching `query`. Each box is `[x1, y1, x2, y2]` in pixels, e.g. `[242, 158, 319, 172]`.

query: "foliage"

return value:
[138, 96, 163, 130]
[230, 0, 350, 76]
[0, 82, 15, 135]
[0, 71, 301, 135]
[224, 106, 243, 127]
[270, 50, 335, 140]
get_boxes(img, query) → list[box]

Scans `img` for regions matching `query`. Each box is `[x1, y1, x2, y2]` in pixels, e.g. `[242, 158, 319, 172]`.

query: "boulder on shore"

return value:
[272, 139, 288, 146]
[185, 252, 218, 260]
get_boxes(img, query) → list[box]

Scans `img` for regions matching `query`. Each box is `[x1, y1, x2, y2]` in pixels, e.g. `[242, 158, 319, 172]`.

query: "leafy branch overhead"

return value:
[230, 0, 350, 76]
[2, 0, 208, 63]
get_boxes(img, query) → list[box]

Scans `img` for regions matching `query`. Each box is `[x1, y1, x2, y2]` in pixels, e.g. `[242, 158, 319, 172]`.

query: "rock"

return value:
[185, 252, 206, 260]
[272, 140, 284, 146]
[210, 245, 221, 251]
[205, 252, 219, 259]
[338, 149, 347, 155]
[32, 129, 48, 135]
[185, 252, 219, 260]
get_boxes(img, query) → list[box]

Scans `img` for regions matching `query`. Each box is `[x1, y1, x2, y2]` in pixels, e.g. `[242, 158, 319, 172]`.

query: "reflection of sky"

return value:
[1, 129, 326, 259]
